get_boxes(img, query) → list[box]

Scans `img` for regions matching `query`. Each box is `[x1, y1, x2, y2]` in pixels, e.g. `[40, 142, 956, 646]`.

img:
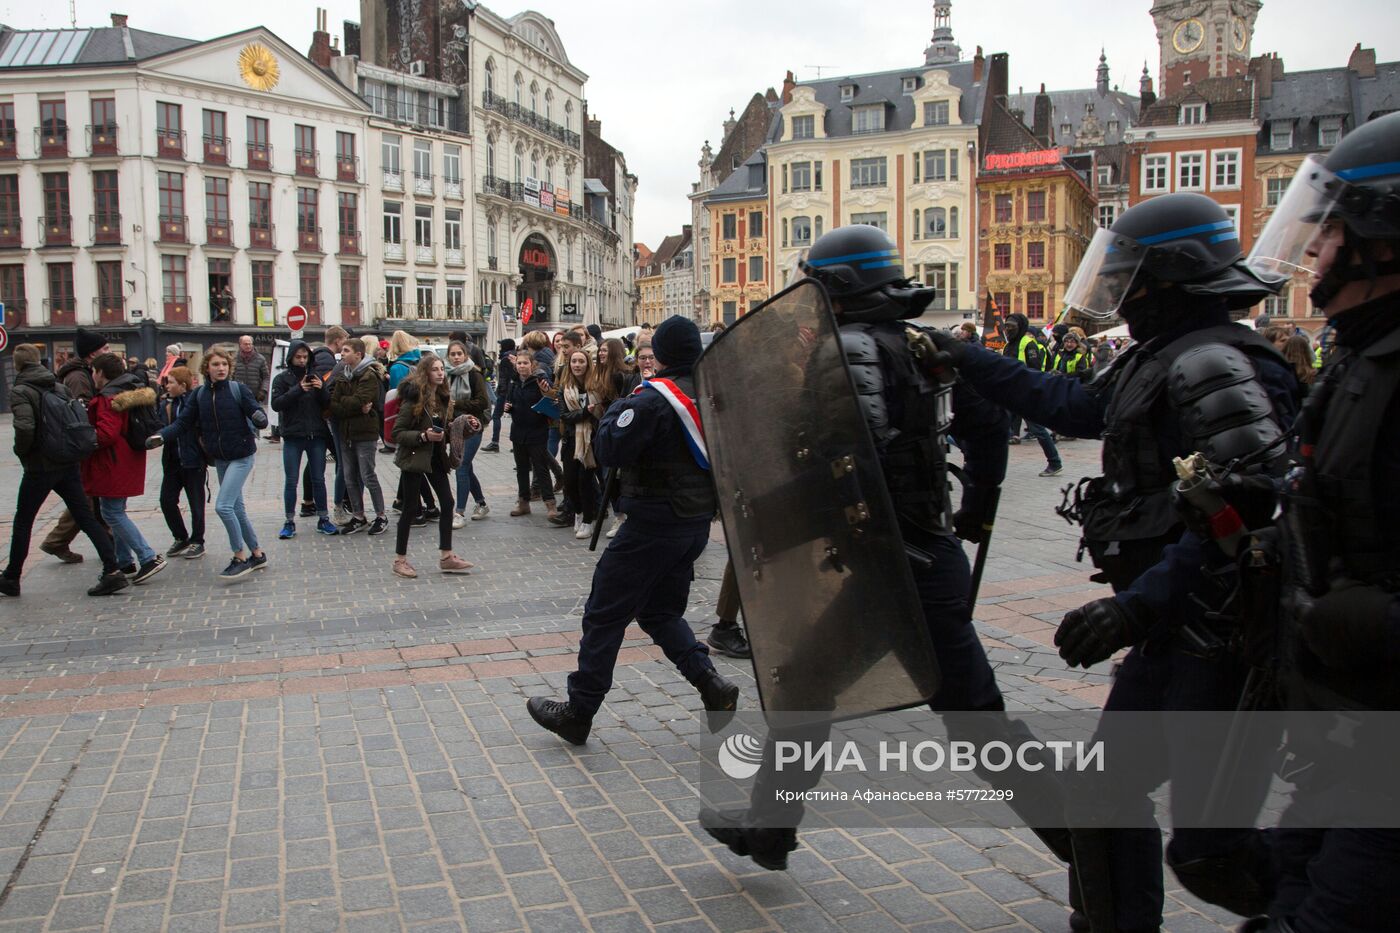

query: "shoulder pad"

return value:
[839, 328, 881, 366]
[1168, 343, 1282, 465]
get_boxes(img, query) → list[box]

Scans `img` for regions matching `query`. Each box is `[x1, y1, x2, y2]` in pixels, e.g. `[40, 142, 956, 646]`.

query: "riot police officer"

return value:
[700, 224, 1072, 871]
[927, 192, 1299, 930]
[526, 316, 739, 745]
[1236, 109, 1400, 932]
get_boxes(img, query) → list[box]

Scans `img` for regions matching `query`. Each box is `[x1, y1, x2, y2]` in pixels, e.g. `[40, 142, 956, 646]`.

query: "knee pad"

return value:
[1167, 833, 1273, 919]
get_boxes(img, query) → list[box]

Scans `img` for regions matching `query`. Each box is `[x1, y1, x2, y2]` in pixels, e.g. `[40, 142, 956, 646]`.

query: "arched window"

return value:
[949, 207, 960, 238]
[486, 138, 495, 178]
[487, 220, 496, 259]
[544, 89, 553, 123]
[564, 100, 573, 132]
[913, 208, 921, 240]
[530, 152, 539, 180]
[927, 207, 947, 238]
[514, 73, 523, 105]
[514, 145, 523, 182]
[814, 215, 824, 239]
[530, 81, 539, 114]
[792, 216, 812, 246]
[545, 159, 553, 186]
[484, 59, 494, 97]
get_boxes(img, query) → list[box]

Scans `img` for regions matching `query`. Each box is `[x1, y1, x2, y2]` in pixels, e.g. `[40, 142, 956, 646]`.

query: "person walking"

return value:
[151, 346, 269, 582]
[40, 326, 110, 564]
[1, 343, 129, 597]
[157, 366, 207, 559]
[1001, 312, 1063, 475]
[270, 340, 338, 539]
[328, 339, 388, 536]
[445, 340, 490, 527]
[391, 355, 473, 578]
[483, 338, 519, 452]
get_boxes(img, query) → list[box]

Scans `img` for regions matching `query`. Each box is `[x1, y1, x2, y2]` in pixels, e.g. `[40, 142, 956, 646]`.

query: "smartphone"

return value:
[430, 417, 445, 434]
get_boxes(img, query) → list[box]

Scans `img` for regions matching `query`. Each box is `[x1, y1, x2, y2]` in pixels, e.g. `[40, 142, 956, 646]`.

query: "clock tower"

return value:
[1150, 0, 1262, 97]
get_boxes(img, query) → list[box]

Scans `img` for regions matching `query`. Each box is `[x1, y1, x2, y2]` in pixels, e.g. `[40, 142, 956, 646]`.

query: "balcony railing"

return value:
[40, 215, 72, 247]
[297, 226, 321, 252]
[413, 173, 433, 196]
[94, 295, 125, 325]
[0, 128, 15, 160]
[481, 174, 512, 199]
[295, 149, 318, 177]
[158, 213, 188, 243]
[336, 156, 359, 182]
[444, 178, 463, 199]
[247, 143, 272, 172]
[206, 219, 232, 246]
[248, 222, 275, 250]
[445, 246, 465, 267]
[35, 127, 68, 158]
[203, 134, 229, 165]
[87, 124, 118, 156]
[337, 231, 362, 256]
[156, 130, 185, 160]
[382, 169, 403, 191]
[340, 301, 362, 326]
[43, 298, 76, 326]
[481, 91, 581, 148]
[374, 302, 476, 322]
[0, 216, 21, 248]
[384, 240, 405, 261]
[91, 213, 122, 245]
[414, 242, 434, 264]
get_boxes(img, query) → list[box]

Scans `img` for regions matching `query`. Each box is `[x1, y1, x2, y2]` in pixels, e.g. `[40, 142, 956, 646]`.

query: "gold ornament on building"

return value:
[238, 43, 280, 92]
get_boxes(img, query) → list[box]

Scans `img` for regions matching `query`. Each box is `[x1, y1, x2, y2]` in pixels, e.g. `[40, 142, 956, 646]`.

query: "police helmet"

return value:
[1065, 193, 1275, 319]
[799, 225, 906, 297]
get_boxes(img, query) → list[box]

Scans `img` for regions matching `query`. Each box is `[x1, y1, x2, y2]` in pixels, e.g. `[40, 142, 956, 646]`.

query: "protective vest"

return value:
[1084, 323, 1284, 551]
[1014, 333, 1046, 370]
[618, 374, 718, 520]
[1056, 350, 1089, 374]
[840, 321, 953, 539]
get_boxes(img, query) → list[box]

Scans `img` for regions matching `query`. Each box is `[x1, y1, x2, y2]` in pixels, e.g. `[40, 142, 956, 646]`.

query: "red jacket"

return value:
[82, 376, 156, 498]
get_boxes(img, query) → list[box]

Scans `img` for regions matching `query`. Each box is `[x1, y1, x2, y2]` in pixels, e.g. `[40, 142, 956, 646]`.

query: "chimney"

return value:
[1249, 53, 1277, 100]
[988, 52, 1009, 106]
[1349, 43, 1376, 78]
[587, 116, 602, 138]
[1139, 62, 1156, 112]
[110, 12, 128, 28]
[1033, 83, 1053, 145]
[343, 20, 361, 58]
[972, 46, 985, 84]
[308, 8, 333, 69]
[781, 70, 796, 105]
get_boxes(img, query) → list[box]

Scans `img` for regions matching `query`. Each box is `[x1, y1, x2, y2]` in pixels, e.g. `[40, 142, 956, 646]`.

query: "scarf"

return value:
[447, 360, 477, 406]
[563, 383, 596, 469]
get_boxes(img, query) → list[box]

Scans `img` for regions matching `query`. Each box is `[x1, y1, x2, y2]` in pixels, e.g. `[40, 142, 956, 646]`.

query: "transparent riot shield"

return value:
[694, 279, 939, 723]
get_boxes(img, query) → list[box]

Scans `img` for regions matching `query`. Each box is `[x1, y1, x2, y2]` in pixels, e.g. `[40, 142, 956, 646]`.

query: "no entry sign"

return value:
[287, 305, 308, 332]
[0, 324, 8, 353]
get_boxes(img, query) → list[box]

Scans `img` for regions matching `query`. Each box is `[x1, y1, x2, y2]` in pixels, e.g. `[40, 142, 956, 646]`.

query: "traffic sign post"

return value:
[286, 305, 308, 333]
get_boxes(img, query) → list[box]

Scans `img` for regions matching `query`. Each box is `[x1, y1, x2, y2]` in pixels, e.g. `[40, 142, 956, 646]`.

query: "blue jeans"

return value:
[490, 393, 507, 444]
[547, 424, 561, 459]
[283, 436, 328, 519]
[98, 497, 155, 567]
[214, 456, 260, 554]
[454, 432, 485, 513]
[328, 419, 346, 508]
[1025, 420, 1062, 470]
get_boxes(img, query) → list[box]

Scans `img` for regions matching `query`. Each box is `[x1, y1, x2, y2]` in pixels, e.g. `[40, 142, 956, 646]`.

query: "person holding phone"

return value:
[270, 340, 338, 539]
[391, 355, 472, 578]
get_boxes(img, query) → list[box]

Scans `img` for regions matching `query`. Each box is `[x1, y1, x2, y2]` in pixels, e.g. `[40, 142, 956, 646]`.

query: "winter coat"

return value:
[496, 353, 521, 396]
[232, 350, 270, 403]
[160, 393, 205, 470]
[330, 359, 382, 442]
[82, 374, 156, 498]
[508, 367, 552, 445]
[446, 360, 490, 420]
[270, 340, 332, 440]
[9, 363, 77, 473]
[56, 358, 95, 403]
[388, 349, 422, 390]
[160, 377, 266, 462]
[392, 382, 454, 474]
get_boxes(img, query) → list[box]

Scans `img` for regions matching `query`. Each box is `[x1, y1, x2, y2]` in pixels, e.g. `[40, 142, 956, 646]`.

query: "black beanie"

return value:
[651, 316, 702, 369]
[586, 324, 603, 343]
[499, 338, 516, 351]
[75, 327, 109, 360]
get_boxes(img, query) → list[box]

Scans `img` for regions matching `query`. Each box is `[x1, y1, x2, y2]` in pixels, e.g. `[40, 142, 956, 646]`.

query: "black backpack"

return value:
[123, 397, 163, 451]
[37, 386, 99, 465]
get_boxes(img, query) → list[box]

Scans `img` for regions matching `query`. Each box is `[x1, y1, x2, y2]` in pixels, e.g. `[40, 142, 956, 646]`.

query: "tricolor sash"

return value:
[634, 377, 710, 470]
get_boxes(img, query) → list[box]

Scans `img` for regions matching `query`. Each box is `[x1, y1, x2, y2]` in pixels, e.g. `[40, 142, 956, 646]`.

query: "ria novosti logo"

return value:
[718, 733, 764, 780]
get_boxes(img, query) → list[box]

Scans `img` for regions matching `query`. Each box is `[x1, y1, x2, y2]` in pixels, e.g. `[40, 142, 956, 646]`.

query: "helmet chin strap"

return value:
[1310, 229, 1400, 308]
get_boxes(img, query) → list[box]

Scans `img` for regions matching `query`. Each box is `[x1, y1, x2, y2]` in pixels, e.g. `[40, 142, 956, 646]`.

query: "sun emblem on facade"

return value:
[238, 43, 280, 92]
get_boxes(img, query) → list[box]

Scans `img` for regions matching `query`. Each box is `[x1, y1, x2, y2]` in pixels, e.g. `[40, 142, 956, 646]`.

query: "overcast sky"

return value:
[9, 1, 1394, 245]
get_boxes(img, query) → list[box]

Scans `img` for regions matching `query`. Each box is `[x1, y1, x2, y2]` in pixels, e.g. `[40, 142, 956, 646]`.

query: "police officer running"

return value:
[926, 192, 1299, 931]
[526, 316, 739, 745]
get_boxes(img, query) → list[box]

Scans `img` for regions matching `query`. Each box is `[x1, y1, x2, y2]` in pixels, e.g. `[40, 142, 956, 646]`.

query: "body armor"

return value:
[839, 321, 954, 540]
[618, 374, 718, 520]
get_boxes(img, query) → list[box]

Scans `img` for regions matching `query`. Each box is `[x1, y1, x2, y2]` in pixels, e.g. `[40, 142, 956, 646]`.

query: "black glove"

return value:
[1172, 471, 1280, 540]
[1300, 579, 1397, 670]
[953, 486, 996, 544]
[1054, 597, 1152, 669]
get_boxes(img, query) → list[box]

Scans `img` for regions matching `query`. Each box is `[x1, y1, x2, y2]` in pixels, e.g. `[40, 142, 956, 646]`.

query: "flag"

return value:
[982, 290, 1002, 336]
[521, 297, 534, 326]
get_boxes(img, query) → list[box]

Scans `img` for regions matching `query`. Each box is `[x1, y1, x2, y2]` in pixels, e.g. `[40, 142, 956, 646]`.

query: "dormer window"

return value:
[1060, 122, 1073, 138]
[852, 104, 885, 135]
[840, 85, 855, 103]
[902, 77, 919, 95]
[924, 100, 950, 126]
[1107, 119, 1120, 134]
[1271, 119, 1294, 150]
[1181, 103, 1206, 125]
[1319, 117, 1344, 147]
[1097, 166, 1111, 187]
[791, 115, 814, 140]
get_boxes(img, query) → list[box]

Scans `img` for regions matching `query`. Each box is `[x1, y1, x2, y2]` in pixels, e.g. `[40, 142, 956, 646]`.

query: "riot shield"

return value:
[695, 279, 939, 722]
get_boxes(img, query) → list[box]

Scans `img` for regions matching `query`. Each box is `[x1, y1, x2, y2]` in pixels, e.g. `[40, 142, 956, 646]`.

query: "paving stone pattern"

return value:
[0, 417, 1236, 931]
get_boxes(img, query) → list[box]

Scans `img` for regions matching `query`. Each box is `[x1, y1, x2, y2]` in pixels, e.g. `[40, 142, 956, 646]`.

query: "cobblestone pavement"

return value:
[0, 416, 1237, 931]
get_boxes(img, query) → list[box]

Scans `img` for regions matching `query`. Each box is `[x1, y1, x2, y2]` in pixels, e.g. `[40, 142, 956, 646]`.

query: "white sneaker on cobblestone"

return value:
[452, 513, 467, 530]
[333, 506, 349, 525]
[471, 503, 490, 520]
[575, 522, 592, 540]
[607, 515, 625, 538]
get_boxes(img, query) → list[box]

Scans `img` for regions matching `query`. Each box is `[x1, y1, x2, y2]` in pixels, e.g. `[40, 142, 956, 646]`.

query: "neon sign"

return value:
[984, 149, 1061, 171]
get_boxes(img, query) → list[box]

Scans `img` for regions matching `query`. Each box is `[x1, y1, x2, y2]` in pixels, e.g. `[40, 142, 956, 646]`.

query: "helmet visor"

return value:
[1062, 227, 1148, 320]
[1247, 156, 1340, 282]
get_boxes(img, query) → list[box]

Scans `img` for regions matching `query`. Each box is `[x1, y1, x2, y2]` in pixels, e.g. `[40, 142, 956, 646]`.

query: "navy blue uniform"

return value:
[565, 366, 718, 717]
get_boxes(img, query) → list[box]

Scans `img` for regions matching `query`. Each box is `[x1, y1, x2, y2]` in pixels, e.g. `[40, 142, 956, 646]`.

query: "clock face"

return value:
[1173, 18, 1205, 54]
[1232, 17, 1248, 51]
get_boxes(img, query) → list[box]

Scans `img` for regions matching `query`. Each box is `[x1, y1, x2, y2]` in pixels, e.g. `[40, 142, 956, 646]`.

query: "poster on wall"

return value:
[255, 297, 276, 327]
[554, 188, 571, 216]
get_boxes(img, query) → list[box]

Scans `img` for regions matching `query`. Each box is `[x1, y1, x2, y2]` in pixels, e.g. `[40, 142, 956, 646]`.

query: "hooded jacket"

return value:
[507, 364, 552, 444]
[388, 348, 422, 390]
[160, 376, 265, 462]
[160, 391, 205, 470]
[56, 358, 96, 403]
[270, 340, 332, 440]
[10, 363, 76, 473]
[82, 373, 156, 498]
[330, 356, 382, 441]
[446, 359, 490, 419]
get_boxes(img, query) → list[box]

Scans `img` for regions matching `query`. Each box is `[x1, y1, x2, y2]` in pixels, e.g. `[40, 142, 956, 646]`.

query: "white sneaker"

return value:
[471, 502, 490, 521]
[607, 515, 625, 539]
[333, 506, 349, 525]
[452, 513, 467, 530]
[575, 522, 592, 540]
[574, 514, 583, 533]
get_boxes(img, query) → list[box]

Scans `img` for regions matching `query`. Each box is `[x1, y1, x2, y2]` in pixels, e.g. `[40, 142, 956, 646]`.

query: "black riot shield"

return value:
[694, 279, 939, 722]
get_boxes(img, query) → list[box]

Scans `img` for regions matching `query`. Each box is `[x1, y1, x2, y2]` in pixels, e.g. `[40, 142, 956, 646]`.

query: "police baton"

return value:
[967, 486, 1000, 607]
[589, 468, 618, 552]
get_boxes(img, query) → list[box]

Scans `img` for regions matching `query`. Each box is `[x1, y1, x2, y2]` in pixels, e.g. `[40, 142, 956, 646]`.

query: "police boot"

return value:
[706, 620, 751, 659]
[698, 808, 798, 871]
[695, 669, 739, 732]
[525, 696, 592, 746]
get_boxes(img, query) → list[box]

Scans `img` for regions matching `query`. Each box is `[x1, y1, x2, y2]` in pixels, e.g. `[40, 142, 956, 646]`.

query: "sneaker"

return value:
[379, 445, 395, 455]
[391, 500, 402, 513]
[220, 557, 254, 581]
[40, 543, 84, 564]
[707, 620, 752, 660]
[132, 555, 167, 585]
[1008, 436, 1023, 445]
[166, 539, 191, 558]
[452, 513, 467, 530]
[482, 442, 500, 452]
[183, 543, 206, 559]
[333, 506, 350, 525]
[338, 517, 368, 535]
[410, 513, 428, 528]
[0, 576, 18, 598]
[1039, 465, 1064, 477]
[368, 517, 389, 536]
[278, 521, 297, 540]
[607, 515, 625, 539]
[88, 570, 130, 596]
[547, 509, 574, 528]
[472, 502, 490, 521]
[120, 563, 138, 578]
[575, 521, 592, 540]
[298, 502, 316, 518]
[439, 554, 474, 574]
[267, 435, 281, 444]
[392, 557, 418, 579]
[248, 552, 268, 571]
[316, 517, 340, 536]
[422, 506, 441, 521]
[526, 696, 592, 746]
[698, 808, 799, 872]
